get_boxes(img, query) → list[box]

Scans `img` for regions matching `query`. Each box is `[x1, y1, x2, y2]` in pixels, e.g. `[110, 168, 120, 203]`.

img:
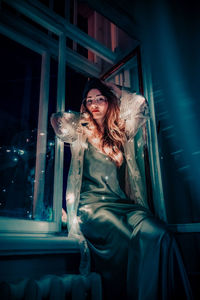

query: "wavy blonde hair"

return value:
[80, 80, 125, 167]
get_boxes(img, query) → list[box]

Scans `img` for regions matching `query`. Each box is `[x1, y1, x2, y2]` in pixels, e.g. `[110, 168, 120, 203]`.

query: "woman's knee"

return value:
[130, 214, 168, 242]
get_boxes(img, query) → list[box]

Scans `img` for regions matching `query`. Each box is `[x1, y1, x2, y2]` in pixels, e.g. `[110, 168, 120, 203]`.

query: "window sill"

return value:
[0, 234, 79, 256]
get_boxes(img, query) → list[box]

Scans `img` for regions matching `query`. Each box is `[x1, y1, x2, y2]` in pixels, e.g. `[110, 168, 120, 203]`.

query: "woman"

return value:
[51, 78, 192, 300]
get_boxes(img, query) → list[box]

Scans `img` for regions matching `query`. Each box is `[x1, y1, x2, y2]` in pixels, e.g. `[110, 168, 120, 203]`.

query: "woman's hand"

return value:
[62, 208, 67, 226]
[103, 81, 122, 98]
[79, 112, 90, 127]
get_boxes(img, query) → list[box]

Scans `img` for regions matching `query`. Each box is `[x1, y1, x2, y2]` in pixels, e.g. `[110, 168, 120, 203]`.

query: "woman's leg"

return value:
[79, 204, 132, 300]
[127, 211, 193, 300]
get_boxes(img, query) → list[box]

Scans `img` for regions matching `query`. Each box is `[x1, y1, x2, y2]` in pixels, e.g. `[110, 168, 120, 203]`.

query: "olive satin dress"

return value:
[78, 142, 193, 300]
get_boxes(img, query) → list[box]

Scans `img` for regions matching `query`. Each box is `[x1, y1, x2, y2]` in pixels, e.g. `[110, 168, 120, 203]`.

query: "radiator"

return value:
[0, 273, 102, 300]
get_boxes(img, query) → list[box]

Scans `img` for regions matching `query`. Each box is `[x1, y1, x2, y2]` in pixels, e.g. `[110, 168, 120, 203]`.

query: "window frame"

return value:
[0, 0, 116, 234]
[101, 47, 165, 217]
[0, 20, 66, 234]
[0, 38, 64, 234]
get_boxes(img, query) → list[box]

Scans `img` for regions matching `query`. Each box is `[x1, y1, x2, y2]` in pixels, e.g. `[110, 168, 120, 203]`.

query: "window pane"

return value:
[0, 34, 54, 221]
[42, 58, 57, 221]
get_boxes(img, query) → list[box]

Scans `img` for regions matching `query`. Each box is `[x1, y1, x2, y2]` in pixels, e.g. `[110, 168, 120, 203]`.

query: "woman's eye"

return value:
[86, 100, 92, 105]
[97, 97, 105, 102]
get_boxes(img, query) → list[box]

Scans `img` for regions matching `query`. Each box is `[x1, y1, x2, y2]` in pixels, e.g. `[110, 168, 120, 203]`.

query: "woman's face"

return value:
[85, 89, 108, 125]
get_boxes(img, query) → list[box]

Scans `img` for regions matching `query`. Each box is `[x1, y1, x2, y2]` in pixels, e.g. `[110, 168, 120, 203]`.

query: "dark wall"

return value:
[133, 0, 200, 224]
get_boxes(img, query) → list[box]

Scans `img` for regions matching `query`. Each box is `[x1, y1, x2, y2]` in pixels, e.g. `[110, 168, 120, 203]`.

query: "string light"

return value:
[0, 136, 55, 220]
[126, 154, 131, 161]
[67, 193, 75, 204]
[72, 216, 78, 225]
[61, 128, 68, 134]
[48, 141, 54, 147]
[92, 137, 100, 145]
[18, 149, 25, 155]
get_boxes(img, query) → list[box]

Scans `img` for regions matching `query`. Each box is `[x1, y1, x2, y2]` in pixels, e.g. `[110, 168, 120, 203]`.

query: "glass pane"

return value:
[40, 58, 57, 221]
[152, 77, 200, 223]
[0, 34, 54, 221]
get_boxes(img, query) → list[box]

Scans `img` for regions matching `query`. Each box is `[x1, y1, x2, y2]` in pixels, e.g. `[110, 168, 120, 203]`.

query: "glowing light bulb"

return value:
[18, 150, 25, 155]
[62, 128, 68, 134]
[72, 216, 78, 225]
[67, 193, 75, 204]
[92, 137, 100, 145]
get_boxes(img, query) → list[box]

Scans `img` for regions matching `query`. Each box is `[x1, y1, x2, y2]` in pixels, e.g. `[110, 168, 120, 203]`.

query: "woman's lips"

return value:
[92, 109, 99, 112]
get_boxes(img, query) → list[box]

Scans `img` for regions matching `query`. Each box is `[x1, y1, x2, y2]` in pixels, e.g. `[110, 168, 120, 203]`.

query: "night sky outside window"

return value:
[0, 34, 55, 222]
